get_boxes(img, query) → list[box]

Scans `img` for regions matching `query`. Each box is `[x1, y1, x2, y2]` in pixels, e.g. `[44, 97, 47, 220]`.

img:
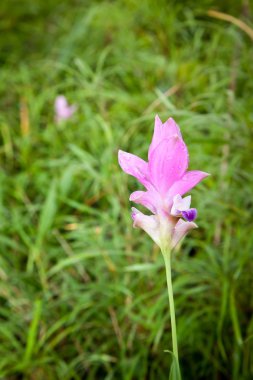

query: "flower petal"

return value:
[130, 189, 161, 214]
[148, 116, 182, 160]
[171, 219, 197, 249]
[182, 208, 197, 222]
[118, 150, 150, 188]
[149, 136, 189, 195]
[68, 105, 77, 116]
[55, 95, 68, 111]
[55, 95, 76, 121]
[171, 194, 191, 215]
[131, 207, 160, 246]
[168, 170, 210, 198]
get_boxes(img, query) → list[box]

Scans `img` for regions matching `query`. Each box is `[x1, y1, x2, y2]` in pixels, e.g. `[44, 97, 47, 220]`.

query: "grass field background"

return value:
[0, 0, 253, 379]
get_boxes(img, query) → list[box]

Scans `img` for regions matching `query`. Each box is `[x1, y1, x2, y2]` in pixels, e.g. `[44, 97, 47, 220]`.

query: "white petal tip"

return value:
[202, 172, 211, 178]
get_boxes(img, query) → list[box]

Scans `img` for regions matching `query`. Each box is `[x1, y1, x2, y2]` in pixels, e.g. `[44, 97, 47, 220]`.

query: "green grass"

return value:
[0, 0, 253, 379]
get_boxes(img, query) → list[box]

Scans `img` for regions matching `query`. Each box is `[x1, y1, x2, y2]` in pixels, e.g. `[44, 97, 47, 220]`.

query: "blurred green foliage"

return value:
[0, 0, 253, 379]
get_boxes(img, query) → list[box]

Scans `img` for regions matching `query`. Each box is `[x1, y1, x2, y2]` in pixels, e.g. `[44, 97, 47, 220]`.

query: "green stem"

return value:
[162, 247, 180, 377]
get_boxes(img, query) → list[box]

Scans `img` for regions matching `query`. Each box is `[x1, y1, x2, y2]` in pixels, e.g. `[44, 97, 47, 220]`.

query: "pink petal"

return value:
[149, 136, 189, 196]
[67, 105, 77, 116]
[55, 96, 76, 121]
[129, 189, 162, 214]
[118, 150, 150, 189]
[171, 219, 197, 249]
[168, 170, 210, 198]
[55, 95, 68, 112]
[148, 116, 182, 159]
[131, 207, 160, 246]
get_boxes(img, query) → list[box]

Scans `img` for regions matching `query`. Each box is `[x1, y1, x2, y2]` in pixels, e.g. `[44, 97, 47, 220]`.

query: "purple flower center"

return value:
[182, 208, 197, 222]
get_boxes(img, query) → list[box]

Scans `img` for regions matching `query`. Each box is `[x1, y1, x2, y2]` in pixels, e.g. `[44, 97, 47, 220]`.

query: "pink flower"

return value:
[118, 115, 209, 249]
[54, 95, 76, 123]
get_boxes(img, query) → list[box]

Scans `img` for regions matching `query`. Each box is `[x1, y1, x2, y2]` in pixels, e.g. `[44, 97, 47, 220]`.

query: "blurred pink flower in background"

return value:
[54, 95, 76, 123]
[118, 115, 209, 249]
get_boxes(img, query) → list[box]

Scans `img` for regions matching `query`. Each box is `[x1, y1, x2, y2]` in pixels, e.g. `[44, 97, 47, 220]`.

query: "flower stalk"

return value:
[162, 246, 181, 379]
